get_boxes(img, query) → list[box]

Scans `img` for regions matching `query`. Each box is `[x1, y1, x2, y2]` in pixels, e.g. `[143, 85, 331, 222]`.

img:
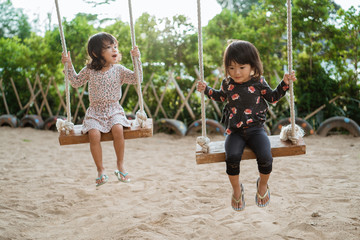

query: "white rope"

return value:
[196, 0, 210, 153]
[54, 0, 74, 134]
[280, 0, 304, 144]
[128, 0, 147, 128]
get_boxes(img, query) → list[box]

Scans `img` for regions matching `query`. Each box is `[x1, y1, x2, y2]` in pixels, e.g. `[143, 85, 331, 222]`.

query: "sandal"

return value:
[232, 183, 245, 211]
[95, 174, 108, 187]
[255, 177, 270, 207]
[114, 170, 131, 183]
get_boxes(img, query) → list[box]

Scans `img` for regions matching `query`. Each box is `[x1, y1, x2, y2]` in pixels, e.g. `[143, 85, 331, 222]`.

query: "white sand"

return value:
[0, 127, 359, 239]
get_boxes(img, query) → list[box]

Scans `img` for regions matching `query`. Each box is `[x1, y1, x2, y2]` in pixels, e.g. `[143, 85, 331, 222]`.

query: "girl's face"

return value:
[101, 41, 119, 66]
[227, 61, 253, 83]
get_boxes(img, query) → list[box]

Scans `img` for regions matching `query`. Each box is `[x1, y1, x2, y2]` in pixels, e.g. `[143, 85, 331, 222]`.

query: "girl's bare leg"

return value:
[88, 129, 104, 177]
[112, 124, 129, 181]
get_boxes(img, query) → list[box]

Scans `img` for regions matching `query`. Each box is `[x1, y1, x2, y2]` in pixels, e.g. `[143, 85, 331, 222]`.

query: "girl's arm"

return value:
[261, 71, 296, 104]
[120, 46, 143, 85]
[197, 80, 227, 103]
[61, 51, 89, 88]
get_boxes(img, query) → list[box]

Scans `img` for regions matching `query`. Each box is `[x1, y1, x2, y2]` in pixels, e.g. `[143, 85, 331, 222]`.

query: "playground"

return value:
[0, 127, 359, 239]
[1, 0, 360, 239]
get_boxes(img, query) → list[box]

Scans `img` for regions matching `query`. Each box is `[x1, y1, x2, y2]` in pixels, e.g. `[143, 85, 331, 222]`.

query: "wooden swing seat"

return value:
[196, 135, 306, 164]
[59, 118, 153, 145]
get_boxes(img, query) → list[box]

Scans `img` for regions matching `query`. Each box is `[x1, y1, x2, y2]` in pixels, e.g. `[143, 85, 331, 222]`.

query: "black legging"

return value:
[225, 125, 273, 176]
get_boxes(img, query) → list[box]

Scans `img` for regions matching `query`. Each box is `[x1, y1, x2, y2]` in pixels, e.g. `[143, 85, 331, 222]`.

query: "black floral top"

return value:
[204, 76, 289, 135]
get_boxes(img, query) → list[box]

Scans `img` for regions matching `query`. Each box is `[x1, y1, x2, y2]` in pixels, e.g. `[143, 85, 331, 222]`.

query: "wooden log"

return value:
[196, 135, 306, 164]
[25, 77, 41, 115]
[170, 73, 196, 120]
[150, 81, 167, 118]
[10, 78, 23, 109]
[36, 75, 53, 117]
[0, 79, 10, 114]
[59, 118, 153, 145]
[174, 80, 197, 120]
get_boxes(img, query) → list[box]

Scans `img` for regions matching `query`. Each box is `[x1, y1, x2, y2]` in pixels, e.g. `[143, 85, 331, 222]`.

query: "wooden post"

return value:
[10, 78, 23, 110]
[25, 77, 41, 115]
[170, 72, 196, 120]
[0, 79, 10, 114]
[36, 74, 53, 117]
[154, 73, 172, 117]
[150, 81, 167, 118]
[174, 80, 197, 120]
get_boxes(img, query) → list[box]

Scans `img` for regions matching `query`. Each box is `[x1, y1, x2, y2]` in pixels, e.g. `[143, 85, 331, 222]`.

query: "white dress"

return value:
[66, 61, 142, 134]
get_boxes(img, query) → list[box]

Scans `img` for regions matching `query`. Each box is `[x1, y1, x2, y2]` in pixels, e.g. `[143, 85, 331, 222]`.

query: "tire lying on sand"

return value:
[186, 119, 225, 136]
[126, 114, 136, 120]
[316, 116, 360, 137]
[272, 117, 314, 136]
[0, 114, 19, 128]
[20, 115, 44, 129]
[154, 118, 187, 136]
[43, 116, 67, 131]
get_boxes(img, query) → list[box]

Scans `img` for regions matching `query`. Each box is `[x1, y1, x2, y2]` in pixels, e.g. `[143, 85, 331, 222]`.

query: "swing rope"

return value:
[54, 0, 74, 134]
[128, 0, 147, 128]
[196, 0, 210, 153]
[280, 0, 304, 144]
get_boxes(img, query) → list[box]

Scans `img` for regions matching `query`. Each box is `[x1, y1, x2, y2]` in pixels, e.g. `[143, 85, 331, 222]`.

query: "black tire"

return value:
[126, 114, 136, 120]
[186, 119, 225, 136]
[272, 117, 314, 136]
[44, 116, 67, 131]
[20, 115, 44, 129]
[317, 116, 360, 137]
[154, 119, 187, 136]
[0, 114, 19, 128]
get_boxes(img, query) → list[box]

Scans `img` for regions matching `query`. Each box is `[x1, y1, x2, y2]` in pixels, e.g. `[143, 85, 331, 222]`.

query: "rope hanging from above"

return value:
[128, 0, 147, 128]
[196, 0, 210, 153]
[54, 0, 74, 135]
[280, 0, 304, 144]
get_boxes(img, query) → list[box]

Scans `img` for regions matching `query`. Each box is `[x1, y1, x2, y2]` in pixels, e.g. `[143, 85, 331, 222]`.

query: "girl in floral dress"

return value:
[62, 32, 142, 187]
[197, 40, 297, 211]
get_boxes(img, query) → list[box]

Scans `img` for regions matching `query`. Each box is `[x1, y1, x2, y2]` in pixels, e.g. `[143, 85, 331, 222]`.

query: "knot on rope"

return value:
[280, 124, 305, 144]
[134, 110, 147, 128]
[196, 136, 210, 153]
[56, 119, 74, 135]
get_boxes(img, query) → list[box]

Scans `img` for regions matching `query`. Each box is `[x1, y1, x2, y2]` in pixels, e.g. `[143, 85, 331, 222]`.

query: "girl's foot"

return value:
[95, 174, 108, 187]
[255, 178, 270, 207]
[231, 183, 245, 211]
[114, 170, 131, 183]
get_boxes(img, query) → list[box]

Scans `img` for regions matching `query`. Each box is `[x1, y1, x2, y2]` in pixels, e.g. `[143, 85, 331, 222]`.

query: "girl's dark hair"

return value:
[86, 32, 119, 70]
[223, 40, 263, 80]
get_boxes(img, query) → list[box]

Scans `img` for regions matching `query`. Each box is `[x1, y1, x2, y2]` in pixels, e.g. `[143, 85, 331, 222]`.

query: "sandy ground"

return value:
[0, 127, 359, 240]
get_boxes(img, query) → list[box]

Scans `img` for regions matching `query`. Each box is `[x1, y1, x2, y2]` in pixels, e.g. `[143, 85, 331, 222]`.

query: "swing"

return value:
[195, 0, 306, 164]
[54, 0, 153, 146]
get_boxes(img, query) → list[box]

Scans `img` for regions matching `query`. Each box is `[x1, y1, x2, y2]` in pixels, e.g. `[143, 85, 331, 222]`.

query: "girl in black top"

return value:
[197, 40, 296, 211]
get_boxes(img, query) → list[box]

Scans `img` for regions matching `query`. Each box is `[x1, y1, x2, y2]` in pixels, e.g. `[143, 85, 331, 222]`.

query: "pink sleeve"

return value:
[119, 58, 143, 85]
[65, 65, 90, 88]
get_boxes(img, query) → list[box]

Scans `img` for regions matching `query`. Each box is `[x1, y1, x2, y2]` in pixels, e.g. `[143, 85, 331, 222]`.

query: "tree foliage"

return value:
[0, 0, 31, 39]
[0, 0, 359, 129]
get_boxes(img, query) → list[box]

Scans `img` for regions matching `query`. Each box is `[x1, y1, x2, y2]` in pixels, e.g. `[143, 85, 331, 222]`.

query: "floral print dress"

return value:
[204, 76, 289, 135]
[66, 61, 142, 134]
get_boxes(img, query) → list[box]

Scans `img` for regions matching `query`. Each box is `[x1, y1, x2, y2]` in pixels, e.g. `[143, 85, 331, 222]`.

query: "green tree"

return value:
[159, 15, 195, 74]
[323, 6, 360, 123]
[216, 0, 260, 17]
[0, 0, 31, 39]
